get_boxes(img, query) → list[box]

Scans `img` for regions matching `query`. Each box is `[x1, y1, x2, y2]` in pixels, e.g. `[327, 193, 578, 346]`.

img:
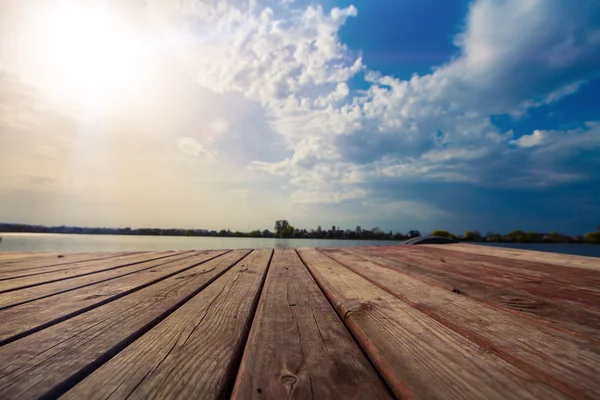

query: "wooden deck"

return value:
[0, 244, 599, 399]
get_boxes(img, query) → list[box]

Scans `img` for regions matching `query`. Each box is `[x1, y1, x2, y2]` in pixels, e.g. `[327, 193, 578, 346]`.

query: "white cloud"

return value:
[1, 0, 599, 231]
[510, 130, 546, 148]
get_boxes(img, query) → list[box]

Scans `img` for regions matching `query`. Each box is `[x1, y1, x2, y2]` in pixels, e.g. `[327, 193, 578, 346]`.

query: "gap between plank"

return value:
[0, 250, 232, 347]
[318, 249, 591, 400]
[0, 251, 194, 293]
[38, 249, 255, 400]
[220, 249, 274, 400]
[0, 252, 206, 311]
[342, 248, 600, 346]
[294, 249, 398, 400]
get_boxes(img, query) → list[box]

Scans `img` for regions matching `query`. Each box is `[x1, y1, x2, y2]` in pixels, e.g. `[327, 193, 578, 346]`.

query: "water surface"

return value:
[1, 233, 598, 258]
[0, 233, 401, 252]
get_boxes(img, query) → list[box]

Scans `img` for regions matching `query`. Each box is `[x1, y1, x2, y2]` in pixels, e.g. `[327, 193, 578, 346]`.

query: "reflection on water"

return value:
[0, 233, 402, 253]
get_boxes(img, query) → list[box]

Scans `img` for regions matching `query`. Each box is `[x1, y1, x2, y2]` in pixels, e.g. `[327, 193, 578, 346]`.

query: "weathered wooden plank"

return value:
[0, 252, 142, 280]
[0, 252, 131, 271]
[360, 246, 600, 311]
[0, 251, 179, 292]
[0, 252, 60, 262]
[298, 248, 566, 400]
[349, 246, 600, 341]
[0, 251, 225, 345]
[61, 249, 272, 400]
[385, 245, 600, 292]
[0, 250, 250, 399]
[419, 245, 600, 279]
[231, 249, 391, 400]
[321, 248, 600, 399]
[425, 243, 600, 271]
[0, 252, 203, 310]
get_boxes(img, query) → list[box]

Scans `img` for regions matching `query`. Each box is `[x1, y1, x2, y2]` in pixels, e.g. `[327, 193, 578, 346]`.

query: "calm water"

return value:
[0, 233, 401, 252]
[1, 233, 598, 258]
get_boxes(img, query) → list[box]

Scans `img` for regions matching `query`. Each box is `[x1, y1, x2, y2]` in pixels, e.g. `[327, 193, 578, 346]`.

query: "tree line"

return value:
[430, 227, 600, 244]
[1, 221, 599, 244]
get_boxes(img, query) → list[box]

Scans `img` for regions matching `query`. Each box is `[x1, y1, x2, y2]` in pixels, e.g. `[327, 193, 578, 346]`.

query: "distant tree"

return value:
[549, 231, 563, 242]
[584, 231, 600, 244]
[507, 230, 526, 243]
[280, 225, 295, 238]
[275, 220, 290, 237]
[431, 230, 453, 238]
[356, 226, 362, 234]
[262, 229, 272, 237]
[464, 230, 474, 241]
[372, 227, 383, 235]
[249, 230, 261, 237]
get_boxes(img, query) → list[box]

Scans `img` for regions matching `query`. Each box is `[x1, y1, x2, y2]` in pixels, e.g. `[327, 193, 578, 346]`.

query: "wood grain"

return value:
[0, 252, 202, 310]
[321, 248, 600, 399]
[298, 248, 566, 400]
[62, 249, 272, 400]
[349, 246, 600, 341]
[0, 252, 60, 262]
[358, 246, 600, 311]
[232, 248, 391, 400]
[0, 251, 221, 344]
[0, 252, 177, 291]
[425, 243, 600, 271]
[0, 250, 250, 399]
[0, 252, 131, 272]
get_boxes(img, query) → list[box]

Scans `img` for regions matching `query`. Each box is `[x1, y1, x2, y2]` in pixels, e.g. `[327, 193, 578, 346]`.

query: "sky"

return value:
[0, 0, 599, 235]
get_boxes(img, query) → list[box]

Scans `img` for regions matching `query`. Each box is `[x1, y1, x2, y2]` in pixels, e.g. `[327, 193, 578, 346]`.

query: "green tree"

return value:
[464, 230, 474, 241]
[549, 231, 563, 242]
[584, 231, 600, 244]
[508, 230, 526, 242]
[249, 230, 261, 237]
[280, 225, 295, 238]
[431, 230, 452, 238]
[275, 220, 290, 237]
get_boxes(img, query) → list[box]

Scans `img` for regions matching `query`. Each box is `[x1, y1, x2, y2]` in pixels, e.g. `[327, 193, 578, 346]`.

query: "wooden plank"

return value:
[0, 252, 131, 271]
[0, 251, 225, 345]
[298, 248, 566, 400]
[365, 246, 600, 311]
[0, 249, 250, 399]
[349, 246, 600, 341]
[0, 253, 60, 262]
[387, 246, 600, 292]
[425, 243, 600, 271]
[231, 249, 391, 400]
[0, 252, 136, 279]
[0, 251, 178, 292]
[61, 249, 272, 400]
[321, 248, 600, 399]
[0, 252, 203, 310]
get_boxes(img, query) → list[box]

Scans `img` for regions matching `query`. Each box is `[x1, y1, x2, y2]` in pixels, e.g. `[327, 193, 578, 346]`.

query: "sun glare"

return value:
[33, 4, 149, 107]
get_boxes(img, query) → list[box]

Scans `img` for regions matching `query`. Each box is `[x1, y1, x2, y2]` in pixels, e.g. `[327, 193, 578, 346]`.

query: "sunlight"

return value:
[32, 3, 149, 107]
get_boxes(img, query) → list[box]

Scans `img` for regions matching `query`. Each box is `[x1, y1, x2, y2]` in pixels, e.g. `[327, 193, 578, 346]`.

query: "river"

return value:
[0, 233, 598, 258]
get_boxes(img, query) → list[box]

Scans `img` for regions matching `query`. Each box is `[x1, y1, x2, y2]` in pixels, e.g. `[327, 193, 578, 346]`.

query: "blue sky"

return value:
[0, 0, 599, 235]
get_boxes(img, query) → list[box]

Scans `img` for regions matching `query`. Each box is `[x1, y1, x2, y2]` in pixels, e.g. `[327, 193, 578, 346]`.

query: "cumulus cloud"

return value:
[2, 0, 599, 231]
